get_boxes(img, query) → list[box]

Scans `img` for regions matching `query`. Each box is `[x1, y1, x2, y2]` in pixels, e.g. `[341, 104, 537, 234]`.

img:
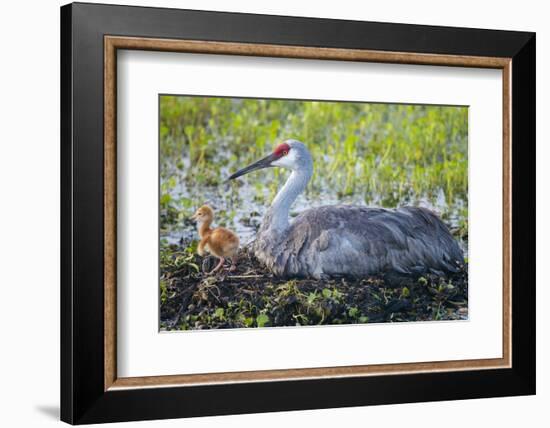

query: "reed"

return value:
[160, 96, 468, 248]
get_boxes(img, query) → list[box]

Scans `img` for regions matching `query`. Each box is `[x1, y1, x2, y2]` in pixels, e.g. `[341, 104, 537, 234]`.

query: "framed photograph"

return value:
[61, 2, 535, 424]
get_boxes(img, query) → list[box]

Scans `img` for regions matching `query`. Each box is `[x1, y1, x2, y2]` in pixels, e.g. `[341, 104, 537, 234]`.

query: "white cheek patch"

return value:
[271, 157, 287, 168]
[272, 151, 297, 169]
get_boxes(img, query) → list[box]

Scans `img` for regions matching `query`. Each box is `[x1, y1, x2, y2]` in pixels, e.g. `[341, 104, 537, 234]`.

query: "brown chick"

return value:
[191, 205, 240, 274]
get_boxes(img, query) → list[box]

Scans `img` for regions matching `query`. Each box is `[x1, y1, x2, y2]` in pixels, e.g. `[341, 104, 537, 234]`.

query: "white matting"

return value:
[117, 50, 503, 378]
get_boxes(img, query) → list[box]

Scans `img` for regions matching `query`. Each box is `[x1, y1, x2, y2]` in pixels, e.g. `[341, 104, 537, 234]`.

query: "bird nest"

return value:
[160, 245, 468, 331]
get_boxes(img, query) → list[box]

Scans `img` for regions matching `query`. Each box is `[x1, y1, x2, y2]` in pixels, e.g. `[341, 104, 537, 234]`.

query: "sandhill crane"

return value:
[228, 139, 464, 279]
[191, 205, 240, 274]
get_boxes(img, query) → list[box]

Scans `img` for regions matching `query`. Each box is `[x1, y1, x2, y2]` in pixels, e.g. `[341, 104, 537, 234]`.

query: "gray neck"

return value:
[265, 167, 312, 233]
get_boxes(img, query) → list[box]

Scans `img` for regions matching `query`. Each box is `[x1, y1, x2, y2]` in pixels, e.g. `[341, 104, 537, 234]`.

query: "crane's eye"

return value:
[282, 150, 288, 156]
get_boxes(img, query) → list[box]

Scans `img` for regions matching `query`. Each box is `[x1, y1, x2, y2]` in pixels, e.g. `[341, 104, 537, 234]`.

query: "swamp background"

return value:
[159, 95, 469, 331]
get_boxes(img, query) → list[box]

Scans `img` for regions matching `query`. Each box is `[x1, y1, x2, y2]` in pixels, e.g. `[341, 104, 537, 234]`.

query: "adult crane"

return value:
[228, 139, 464, 279]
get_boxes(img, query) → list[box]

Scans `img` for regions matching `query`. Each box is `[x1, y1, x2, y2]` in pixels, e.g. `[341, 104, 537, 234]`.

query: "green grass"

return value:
[159, 96, 468, 245]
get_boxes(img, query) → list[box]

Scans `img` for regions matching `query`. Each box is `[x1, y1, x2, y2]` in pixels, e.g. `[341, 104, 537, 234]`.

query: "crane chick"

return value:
[191, 205, 240, 274]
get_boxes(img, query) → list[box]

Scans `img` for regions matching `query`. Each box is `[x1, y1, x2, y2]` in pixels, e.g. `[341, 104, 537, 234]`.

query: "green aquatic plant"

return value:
[159, 96, 468, 247]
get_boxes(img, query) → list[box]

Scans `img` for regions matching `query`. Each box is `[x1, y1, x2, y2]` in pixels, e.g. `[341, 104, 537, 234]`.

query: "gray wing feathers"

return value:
[255, 205, 464, 279]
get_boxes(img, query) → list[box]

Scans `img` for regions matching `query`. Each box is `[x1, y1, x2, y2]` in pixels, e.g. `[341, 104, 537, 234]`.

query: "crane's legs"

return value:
[229, 255, 237, 272]
[208, 256, 237, 274]
[210, 257, 225, 274]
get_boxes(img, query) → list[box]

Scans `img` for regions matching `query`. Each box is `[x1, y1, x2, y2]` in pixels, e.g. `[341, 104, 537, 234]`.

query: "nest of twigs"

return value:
[159, 244, 468, 331]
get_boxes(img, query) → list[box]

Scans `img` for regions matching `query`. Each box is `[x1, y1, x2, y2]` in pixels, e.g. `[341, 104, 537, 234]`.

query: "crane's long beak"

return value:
[227, 152, 278, 180]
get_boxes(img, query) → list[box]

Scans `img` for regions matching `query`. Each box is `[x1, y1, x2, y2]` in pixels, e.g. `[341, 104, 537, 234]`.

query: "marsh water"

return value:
[162, 171, 468, 257]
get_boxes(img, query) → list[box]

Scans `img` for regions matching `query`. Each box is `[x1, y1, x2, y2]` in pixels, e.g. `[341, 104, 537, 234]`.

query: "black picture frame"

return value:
[61, 2, 535, 424]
